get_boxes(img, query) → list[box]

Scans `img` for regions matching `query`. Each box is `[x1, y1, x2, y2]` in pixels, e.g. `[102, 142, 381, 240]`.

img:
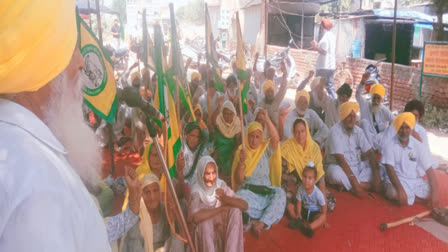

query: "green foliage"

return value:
[176, 0, 205, 25]
[422, 105, 448, 132]
[320, 0, 351, 13]
[111, 0, 127, 23]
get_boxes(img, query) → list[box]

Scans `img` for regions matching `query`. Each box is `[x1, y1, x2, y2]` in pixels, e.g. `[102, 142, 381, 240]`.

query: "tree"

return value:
[176, 0, 205, 25]
[432, 0, 448, 41]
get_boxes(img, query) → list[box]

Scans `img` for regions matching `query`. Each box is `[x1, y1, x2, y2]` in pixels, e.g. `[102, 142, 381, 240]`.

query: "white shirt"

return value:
[315, 31, 336, 70]
[356, 85, 394, 134]
[381, 135, 431, 180]
[0, 99, 110, 252]
[283, 108, 329, 145]
[325, 121, 372, 169]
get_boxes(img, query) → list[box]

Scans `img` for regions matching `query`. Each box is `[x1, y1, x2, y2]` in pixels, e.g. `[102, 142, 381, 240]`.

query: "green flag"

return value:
[236, 12, 249, 113]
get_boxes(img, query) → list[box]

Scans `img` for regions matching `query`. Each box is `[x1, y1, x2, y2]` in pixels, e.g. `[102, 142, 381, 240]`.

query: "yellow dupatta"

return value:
[122, 143, 167, 211]
[281, 118, 324, 181]
[231, 122, 282, 190]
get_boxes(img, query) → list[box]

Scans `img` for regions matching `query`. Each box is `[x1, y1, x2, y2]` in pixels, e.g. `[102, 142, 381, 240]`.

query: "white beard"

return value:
[43, 72, 101, 190]
[371, 103, 381, 114]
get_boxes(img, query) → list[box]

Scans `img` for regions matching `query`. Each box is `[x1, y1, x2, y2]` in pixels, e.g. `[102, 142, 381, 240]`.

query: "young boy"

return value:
[289, 161, 327, 237]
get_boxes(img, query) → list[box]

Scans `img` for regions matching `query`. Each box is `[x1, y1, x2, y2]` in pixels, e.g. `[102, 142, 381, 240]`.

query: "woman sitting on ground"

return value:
[231, 110, 286, 237]
[281, 118, 335, 217]
[211, 101, 242, 182]
[176, 122, 209, 200]
[189, 156, 247, 252]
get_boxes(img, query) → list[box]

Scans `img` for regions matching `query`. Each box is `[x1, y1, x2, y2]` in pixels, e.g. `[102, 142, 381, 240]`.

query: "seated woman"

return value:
[281, 118, 335, 217]
[231, 110, 286, 237]
[211, 101, 242, 182]
[121, 174, 185, 252]
[176, 122, 209, 199]
[189, 156, 247, 252]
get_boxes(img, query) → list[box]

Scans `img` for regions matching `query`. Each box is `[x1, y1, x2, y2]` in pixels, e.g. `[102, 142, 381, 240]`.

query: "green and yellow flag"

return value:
[168, 4, 195, 121]
[153, 24, 181, 178]
[205, 4, 224, 92]
[77, 13, 117, 124]
[236, 12, 250, 113]
[142, 9, 155, 71]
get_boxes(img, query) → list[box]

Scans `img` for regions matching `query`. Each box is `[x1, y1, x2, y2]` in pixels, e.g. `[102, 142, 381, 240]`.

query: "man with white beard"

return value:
[0, 1, 140, 251]
[356, 73, 394, 151]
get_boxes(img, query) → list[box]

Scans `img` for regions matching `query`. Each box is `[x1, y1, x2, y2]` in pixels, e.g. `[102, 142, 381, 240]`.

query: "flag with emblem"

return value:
[153, 24, 181, 178]
[76, 12, 117, 124]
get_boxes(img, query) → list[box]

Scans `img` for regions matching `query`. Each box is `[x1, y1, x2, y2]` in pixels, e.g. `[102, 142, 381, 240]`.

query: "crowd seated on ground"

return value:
[111, 61, 443, 250]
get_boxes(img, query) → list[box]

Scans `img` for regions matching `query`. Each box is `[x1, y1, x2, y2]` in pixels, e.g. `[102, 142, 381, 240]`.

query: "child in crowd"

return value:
[289, 161, 327, 238]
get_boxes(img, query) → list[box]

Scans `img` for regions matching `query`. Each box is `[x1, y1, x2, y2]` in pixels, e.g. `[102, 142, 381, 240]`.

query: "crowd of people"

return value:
[0, 1, 443, 252]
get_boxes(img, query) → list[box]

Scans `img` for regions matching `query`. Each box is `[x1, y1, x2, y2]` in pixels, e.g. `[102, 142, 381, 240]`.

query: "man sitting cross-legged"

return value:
[381, 112, 439, 207]
[325, 102, 381, 198]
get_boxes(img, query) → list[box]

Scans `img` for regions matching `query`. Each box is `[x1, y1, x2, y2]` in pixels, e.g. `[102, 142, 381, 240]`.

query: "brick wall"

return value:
[266, 45, 448, 110]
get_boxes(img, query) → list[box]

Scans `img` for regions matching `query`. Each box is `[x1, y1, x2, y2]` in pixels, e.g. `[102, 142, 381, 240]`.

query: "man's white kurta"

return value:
[0, 99, 111, 252]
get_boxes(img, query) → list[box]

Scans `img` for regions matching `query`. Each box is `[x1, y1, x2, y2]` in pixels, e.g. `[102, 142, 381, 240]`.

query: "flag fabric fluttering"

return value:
[205, 5, 224, 92]
[142, 9, 155, 70]
[236, 12, 250, 113]
[153, 24, 182, 178]
[76, 12, 117, 124]
[168, 5, 196, 122]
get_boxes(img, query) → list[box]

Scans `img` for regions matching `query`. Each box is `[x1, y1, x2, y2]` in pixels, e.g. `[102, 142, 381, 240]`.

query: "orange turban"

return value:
[263, 80, 275, 94]
[370, 84, 386, 98]
[295, 90, 310, 105]
[393, 112, 416, 133]
[0, 0, 77, 94]
[339, 101, 359, 120]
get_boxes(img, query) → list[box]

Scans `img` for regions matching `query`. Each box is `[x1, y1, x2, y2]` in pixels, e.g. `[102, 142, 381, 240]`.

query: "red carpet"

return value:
[103, 148, 448, 251]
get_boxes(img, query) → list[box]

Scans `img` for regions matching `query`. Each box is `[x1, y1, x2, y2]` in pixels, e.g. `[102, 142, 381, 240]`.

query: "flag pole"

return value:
[205, 3, 212, 125]
[169, 3, 183, 133]
[95, 0, 115, 176]
[236, 12, 246, 150]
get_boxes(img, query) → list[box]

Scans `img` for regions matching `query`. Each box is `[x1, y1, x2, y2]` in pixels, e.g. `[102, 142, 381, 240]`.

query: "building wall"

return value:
[266, 45, 448, 110]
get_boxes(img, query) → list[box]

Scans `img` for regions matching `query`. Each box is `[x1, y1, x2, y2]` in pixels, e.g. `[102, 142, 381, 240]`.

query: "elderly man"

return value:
[283, 90, 329, 146]
[312, 77, 353, 128]
[258, 61, 288, 128]
[325, 102, 381, 198]
[0, 0, 110, 251]
[0, 1, 154, 251]
[381, 113, 439, 207]
[356, 73, 394, 150]
[190, 71, 205, 106]
[311, 18, 336, 99]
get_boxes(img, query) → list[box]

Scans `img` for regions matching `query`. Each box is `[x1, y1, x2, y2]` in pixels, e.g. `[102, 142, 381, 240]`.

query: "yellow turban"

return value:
[393, 112, 416, 133]
[295, 90, 310, 105]
[263, 80, 275, 94]
[0, 0, 77, 94]
[191, 71, 201, 81]
[339, 101, 359, 120]
[131, 71, 141, 82]
[370, 84, 385, 98]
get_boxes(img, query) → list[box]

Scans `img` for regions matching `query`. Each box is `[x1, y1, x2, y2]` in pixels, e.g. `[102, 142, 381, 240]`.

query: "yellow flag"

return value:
[77, 13, 117, 123]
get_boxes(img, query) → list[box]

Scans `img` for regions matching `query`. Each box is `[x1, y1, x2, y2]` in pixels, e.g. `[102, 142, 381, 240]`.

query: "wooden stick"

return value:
[237, 79, 246, 149]
[380, 206, 448, 232]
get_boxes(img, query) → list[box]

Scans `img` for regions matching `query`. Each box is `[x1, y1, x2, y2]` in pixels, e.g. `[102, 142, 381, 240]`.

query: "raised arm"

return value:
[260, 109, 279, 151]
[297, 70, 315, 91]
[355, 72, 370, 108]
[275, 61, 288, 102]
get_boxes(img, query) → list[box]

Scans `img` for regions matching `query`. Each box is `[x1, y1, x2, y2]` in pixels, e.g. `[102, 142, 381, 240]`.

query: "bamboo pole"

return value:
[205, 3, 212, 125]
